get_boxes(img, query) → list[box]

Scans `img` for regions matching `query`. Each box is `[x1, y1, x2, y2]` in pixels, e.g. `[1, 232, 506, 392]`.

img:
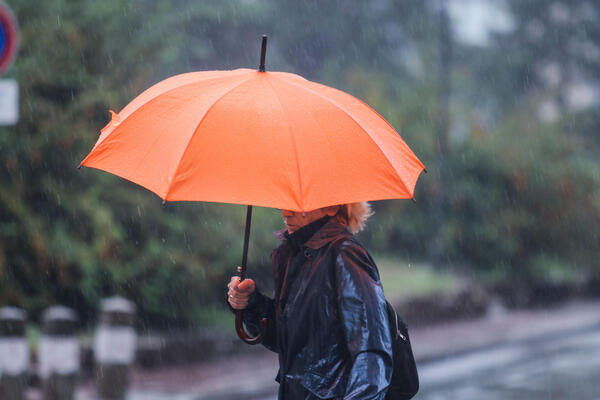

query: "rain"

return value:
[0, 0, 599, 399]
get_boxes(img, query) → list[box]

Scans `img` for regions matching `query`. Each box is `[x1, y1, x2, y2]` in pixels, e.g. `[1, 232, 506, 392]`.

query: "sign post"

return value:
[0, 2, 19, 126]
[0, 79, 17, 125]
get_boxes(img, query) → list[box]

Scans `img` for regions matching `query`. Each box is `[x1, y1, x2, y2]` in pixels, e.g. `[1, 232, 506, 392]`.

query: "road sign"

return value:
[0, 2, 19, 76]
[0, 78, 18, 125]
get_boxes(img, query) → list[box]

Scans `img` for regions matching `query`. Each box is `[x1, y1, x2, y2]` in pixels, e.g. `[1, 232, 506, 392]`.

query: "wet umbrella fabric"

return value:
[80, 68, 425, 211]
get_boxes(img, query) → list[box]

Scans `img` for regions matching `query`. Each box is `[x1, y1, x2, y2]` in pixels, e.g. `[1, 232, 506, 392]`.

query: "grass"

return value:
[195, 306, 234, 330]
[373, 255, 463, 301]
[196, 256, 464, 328]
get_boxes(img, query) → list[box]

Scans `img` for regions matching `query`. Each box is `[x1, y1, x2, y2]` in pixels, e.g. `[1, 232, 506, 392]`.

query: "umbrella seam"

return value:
[93, 70, 252, 150]
[279, 76, 420, 189]
[271, 75, 424, 194]
[265, 77, 305, 211]
[84, 73, 253, 191]
[163, 74, 256, 201]
[116, 70, 252, 121]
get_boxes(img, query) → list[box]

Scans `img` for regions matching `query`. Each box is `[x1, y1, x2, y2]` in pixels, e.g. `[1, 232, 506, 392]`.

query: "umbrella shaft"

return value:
[240, 205, 252, 281]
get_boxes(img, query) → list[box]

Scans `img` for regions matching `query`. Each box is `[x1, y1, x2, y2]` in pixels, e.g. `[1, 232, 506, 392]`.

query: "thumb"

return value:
[237, 278, 255, 293]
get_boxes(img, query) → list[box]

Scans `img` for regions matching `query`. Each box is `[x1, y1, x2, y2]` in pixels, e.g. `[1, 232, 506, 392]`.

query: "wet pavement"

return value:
[25, 299, 600, 400]
[416, 323, 600, 399]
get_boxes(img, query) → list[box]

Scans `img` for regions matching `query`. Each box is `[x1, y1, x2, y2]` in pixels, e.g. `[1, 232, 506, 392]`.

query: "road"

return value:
[415, 323, 600, 399]
[61, 299, 600, 400]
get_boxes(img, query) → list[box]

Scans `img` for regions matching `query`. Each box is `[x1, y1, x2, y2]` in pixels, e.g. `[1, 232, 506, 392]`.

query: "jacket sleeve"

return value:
[228, 288, 279, 353]
[335, 240, 393, 400]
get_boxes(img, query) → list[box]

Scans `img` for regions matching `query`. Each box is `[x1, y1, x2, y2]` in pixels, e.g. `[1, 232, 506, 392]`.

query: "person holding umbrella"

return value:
[80, 35, 423, 399]
[228, 202, 392, 399]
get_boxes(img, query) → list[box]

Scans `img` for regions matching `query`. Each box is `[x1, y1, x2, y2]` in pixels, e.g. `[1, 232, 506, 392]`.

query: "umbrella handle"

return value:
[235, 310, 268, 345]
[233, 205, 267, 344]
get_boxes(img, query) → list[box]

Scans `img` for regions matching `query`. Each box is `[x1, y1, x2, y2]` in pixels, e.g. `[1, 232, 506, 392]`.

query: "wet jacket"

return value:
[243, 218, 393, 399]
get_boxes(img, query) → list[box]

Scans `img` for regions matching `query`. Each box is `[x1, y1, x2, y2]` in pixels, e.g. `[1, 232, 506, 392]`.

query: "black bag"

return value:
[385, 300, 419, 400]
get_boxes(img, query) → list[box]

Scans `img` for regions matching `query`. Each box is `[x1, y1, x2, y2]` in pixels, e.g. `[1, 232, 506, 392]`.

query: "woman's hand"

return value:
[227, 275, 256, 310]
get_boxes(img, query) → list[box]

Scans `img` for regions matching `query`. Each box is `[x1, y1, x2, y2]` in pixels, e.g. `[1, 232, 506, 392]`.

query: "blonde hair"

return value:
[334, 202, 373, 234]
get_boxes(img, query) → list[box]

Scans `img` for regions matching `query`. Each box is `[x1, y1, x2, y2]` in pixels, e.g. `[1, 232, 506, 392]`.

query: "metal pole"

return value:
[430, 2, 451, 269]
[239, 205, 253, 281]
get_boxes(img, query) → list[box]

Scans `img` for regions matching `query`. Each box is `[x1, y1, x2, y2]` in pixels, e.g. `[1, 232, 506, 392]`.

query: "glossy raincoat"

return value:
[241, 217, 393, 399]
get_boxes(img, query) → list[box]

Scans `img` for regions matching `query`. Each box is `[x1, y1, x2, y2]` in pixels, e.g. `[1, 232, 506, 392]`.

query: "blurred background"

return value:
[1, 0, 599, 399]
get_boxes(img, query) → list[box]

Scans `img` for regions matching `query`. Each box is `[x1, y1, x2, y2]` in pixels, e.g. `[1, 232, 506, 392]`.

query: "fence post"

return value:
[94, 297, 136, 400]
[39, 305, 79, 400]
[0, 307, 28, 400]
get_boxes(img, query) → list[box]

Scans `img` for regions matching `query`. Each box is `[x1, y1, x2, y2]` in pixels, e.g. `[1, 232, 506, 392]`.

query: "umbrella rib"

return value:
[265, 78, 305, 210]
[105, 76, 249, 200]
[96, 71, 253, 150]
[85, 73, 254, 179]
[163, 75, 255, 201]
[117, 70, 252, 121]
[273, 76, 424, 195]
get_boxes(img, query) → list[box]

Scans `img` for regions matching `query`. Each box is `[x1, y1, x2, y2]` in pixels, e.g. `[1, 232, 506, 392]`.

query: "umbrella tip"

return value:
[162, 200, 167, 206]
[259, 35, 268, 72]
[77, 163, 83, 170]
[423, 168, 428, 174]
[411, 197, 417, 204]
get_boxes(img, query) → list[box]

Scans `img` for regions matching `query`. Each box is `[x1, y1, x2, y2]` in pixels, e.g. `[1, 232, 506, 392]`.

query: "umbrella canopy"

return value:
[81, 68, 425, 211]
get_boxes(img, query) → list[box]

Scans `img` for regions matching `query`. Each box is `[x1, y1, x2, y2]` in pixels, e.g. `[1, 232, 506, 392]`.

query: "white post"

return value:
[39, 306, 79, 400]
[0, 307, 28, 400]
[94, 296, 136, 400]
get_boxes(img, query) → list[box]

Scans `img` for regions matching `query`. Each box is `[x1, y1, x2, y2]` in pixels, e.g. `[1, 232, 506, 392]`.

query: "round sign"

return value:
[0, 3, 18, 76]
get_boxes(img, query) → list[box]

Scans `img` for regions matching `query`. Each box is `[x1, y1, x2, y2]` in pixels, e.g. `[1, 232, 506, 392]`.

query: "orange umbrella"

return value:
[81, 36, 425, 343]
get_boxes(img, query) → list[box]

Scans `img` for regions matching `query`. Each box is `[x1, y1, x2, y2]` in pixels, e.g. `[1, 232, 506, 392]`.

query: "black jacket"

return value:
[243, 218, 393, 399]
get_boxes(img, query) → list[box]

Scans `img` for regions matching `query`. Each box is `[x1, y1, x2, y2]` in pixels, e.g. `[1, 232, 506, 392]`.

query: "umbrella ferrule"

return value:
[259, 35, 267, 72]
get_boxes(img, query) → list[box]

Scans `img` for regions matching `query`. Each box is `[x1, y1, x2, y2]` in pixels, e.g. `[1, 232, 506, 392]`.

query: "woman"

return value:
[227, 203, 392, 399]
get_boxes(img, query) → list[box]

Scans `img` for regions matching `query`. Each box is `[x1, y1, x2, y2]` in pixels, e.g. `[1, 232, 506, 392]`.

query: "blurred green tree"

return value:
[366, 0, 600, 291]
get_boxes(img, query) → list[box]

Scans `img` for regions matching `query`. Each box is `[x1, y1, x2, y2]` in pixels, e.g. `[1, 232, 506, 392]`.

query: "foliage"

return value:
[445, 110, 599, 280]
